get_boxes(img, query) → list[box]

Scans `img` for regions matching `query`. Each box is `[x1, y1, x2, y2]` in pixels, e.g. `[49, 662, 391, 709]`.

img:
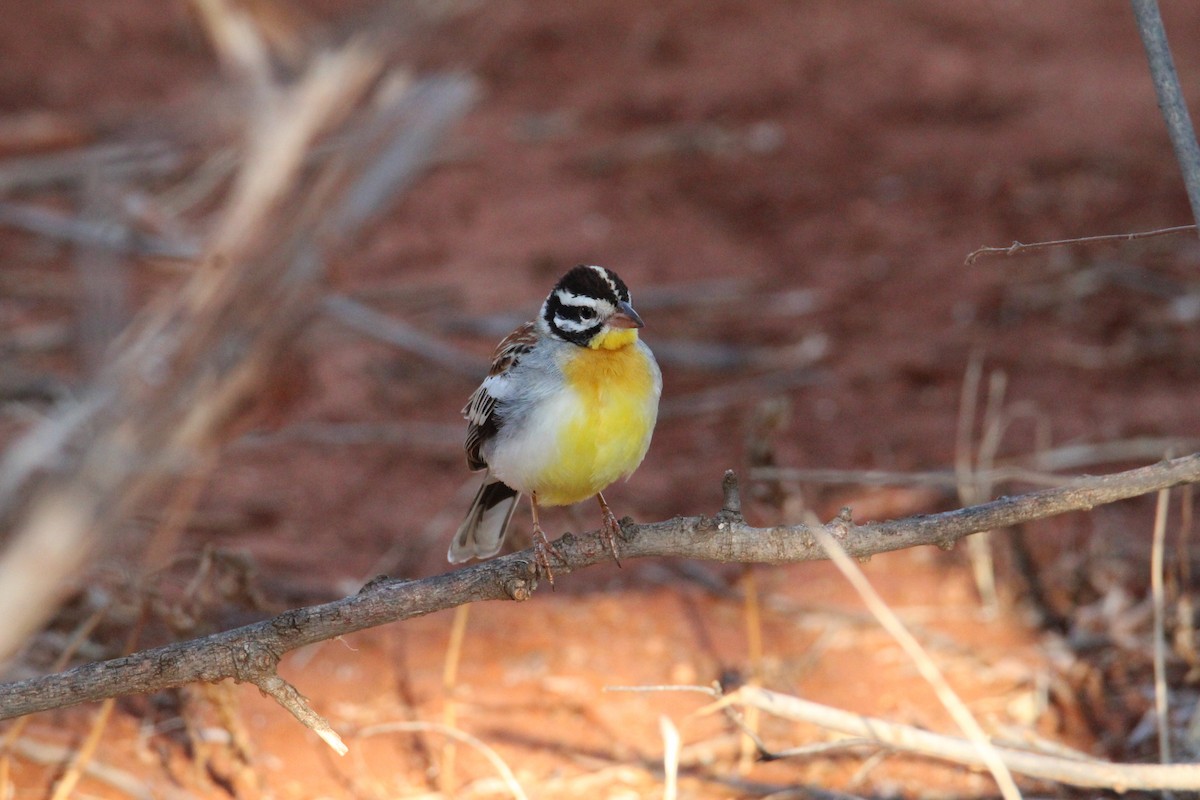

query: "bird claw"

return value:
[599, 507, 623, 567]
[532, 526, 567, 586]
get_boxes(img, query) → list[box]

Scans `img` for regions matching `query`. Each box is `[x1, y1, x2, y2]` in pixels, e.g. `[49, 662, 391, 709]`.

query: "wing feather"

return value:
[462, 322, 537, 470]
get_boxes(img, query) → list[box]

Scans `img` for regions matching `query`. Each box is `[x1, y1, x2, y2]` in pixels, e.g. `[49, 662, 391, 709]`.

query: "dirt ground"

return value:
[3, 1, 1200, 798]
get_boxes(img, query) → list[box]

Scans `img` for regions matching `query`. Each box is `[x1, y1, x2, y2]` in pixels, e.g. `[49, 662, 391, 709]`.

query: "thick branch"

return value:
[0, 453, 1197, 724]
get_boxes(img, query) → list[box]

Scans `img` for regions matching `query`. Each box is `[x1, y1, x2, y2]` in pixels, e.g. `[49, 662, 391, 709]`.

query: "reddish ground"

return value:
[3, 1, 1200, 797]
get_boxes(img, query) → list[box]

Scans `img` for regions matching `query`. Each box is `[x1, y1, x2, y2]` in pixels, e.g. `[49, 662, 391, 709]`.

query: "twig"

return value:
[0, 598, 110, 797]
[0, 141, 181, 194]
[255, 673, 347, 755]
[2, 456, 1200, 732]
[964, 224, 1197, 265]
[739, 564, 763, 774]
[956, 358, 1000, 611]
[1131, 0, 1200, 231]
[660, 715, 680, 800]
[1026, 437, 1200, 472]
[710, 685, 1200, 791]
[810, 519, 1022, 799]
[47, 697, 119, 800]
[0, 201, 200, 260]
[48, 608, 146, 800]
[440, 603, 471, 793]
[750, 436, 1200, 489]
[234, 421, 461, 449]
[1178, 488, 1198, 673]
[4, 738, 163, 800]
[1152, 488, 1172, 763]
[356, 721, 529, 800]
[322, 294, 484, 377]
[660, 365, 824, 418]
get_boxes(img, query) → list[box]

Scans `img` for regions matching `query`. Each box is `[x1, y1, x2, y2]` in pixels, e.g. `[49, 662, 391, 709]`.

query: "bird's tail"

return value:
[448, 477, 520, 563]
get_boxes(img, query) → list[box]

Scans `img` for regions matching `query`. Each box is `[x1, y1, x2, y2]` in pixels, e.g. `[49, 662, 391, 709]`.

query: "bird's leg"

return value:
[596, 492, 623, 567]
[530, 492, 565, 584]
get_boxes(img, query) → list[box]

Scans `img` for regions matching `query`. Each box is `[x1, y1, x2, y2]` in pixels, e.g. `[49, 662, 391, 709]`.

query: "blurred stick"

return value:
[750, 436, 1200, 488]
[0, 201, 200, 259]
[3, 456, 1200, 745]
[1131, 0, 1200, 232]
[323, 294, 484, 377]
[0, 141, 181, 194]
[0, 0, 475, 755]
[1151, 488, 1173, 764]
[0, 29, 380, 655]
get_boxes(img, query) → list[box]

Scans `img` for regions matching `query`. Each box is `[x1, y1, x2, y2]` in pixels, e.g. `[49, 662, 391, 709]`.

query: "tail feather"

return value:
[448, 477, 520, 563]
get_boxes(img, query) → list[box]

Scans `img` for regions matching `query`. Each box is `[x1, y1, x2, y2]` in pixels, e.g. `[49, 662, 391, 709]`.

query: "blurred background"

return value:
[2, 1, 1200, 797]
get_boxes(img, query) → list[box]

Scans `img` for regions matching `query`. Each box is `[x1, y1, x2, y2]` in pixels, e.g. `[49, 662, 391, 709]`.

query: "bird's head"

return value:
[540, 264, 644, 350]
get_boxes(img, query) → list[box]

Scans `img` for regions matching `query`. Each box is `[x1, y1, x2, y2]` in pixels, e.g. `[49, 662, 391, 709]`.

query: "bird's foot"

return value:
[598, 505, 624, 568]
[532, 526, 566, 586]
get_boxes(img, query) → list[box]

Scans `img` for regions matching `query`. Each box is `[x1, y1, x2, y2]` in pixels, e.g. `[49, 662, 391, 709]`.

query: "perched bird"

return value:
[449, 265, 662, 579]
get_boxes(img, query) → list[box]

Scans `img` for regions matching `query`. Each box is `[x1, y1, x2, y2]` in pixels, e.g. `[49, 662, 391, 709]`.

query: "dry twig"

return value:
[1152, 488, 1173, 763]
[964, 224, 1197, 265]
[694, 685, 1200, 792]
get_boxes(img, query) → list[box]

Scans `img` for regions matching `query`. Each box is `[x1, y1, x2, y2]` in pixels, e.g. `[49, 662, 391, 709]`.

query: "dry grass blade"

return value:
[1152, 488, 1173, 763]
[440, 603, 471, 794]
[357, 721, 529, 800]
[47, 697, 118, 800]
[660, 715, 681, 800]
[809, 521, 1023, 800]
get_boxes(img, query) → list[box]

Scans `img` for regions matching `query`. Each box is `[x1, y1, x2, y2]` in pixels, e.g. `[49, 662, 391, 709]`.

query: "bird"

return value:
[449, 264, 662, 580]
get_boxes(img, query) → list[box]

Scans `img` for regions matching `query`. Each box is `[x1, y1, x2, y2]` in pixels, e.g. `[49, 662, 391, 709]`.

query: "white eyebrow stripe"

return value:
[555, 289, 600, 307]
[554, 316, 598, 332]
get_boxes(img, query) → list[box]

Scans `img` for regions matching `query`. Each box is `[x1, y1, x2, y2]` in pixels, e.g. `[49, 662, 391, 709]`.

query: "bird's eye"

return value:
[579, 308, 596, 320]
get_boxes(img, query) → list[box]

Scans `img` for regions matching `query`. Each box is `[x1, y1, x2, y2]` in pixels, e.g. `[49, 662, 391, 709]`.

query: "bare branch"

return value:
[1, 454, 1198, 731]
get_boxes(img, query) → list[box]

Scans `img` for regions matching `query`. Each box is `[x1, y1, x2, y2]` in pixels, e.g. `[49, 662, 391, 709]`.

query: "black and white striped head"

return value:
[540, 265, 644, 347]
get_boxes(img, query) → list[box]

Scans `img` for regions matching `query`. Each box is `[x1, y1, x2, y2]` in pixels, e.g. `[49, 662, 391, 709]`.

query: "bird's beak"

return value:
[610, 300, 644, 329]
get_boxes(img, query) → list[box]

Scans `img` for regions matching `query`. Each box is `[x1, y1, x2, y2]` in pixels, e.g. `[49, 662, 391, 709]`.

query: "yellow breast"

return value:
[535, 337, 658, 506]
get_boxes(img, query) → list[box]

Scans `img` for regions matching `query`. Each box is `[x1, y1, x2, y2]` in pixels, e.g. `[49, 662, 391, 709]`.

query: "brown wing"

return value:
[462, 322, 537, 470]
